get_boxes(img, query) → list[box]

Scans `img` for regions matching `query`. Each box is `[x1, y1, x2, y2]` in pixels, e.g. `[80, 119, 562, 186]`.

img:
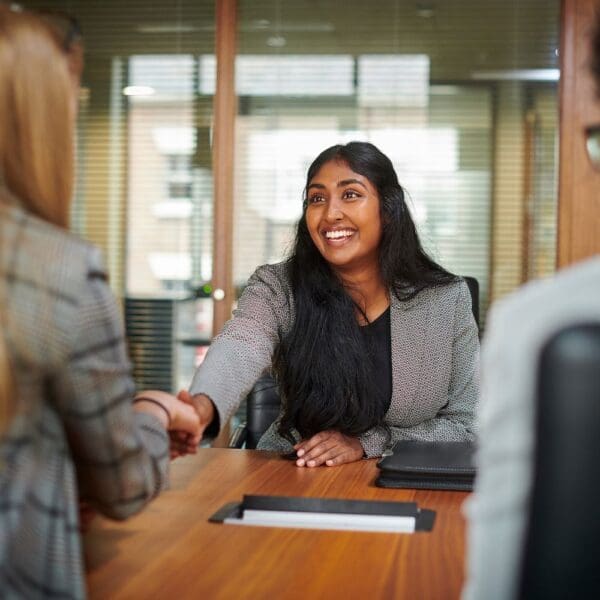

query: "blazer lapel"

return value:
[387, 292, 430, 422]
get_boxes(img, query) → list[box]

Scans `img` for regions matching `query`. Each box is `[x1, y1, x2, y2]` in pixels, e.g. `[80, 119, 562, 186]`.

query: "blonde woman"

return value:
[0, 6, 201, 598]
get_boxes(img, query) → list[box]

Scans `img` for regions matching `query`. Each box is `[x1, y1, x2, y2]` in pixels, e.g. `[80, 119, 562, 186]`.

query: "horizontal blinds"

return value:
[234, 0, 560, 326]
[22, 0, 215, 390]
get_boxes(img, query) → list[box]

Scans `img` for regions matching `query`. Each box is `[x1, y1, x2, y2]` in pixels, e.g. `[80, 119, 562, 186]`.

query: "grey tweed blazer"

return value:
[0, 200, 169, 600]
[190, 261, 480, 458]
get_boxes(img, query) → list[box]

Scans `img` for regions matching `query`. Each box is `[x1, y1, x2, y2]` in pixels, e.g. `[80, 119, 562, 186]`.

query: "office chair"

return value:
[230, 276, 480, 449]
[228, 373, 281, 449]
[519, 323, 600, 599]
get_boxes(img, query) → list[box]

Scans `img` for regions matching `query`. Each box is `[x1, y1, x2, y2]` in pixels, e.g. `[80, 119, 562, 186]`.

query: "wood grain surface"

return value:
[85, 449, 468, 599]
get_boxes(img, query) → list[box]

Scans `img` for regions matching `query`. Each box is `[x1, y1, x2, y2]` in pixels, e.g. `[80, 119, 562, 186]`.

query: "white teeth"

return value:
[325, 230, 354, 239]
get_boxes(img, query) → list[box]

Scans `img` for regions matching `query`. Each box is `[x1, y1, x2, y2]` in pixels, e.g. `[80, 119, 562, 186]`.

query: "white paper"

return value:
[224, 509, 416, 533]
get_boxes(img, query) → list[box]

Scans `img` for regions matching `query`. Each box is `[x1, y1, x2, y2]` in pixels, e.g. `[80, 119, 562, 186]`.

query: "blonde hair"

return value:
[0, 5, 75, 227]
[0, 5, 76, 434]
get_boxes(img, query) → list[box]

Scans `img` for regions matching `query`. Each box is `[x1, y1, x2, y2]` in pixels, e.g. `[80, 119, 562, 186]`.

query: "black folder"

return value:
[375, 441, 477, 491]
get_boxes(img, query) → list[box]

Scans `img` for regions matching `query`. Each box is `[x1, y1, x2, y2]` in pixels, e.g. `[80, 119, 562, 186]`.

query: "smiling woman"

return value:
[188, 141, 480, 467]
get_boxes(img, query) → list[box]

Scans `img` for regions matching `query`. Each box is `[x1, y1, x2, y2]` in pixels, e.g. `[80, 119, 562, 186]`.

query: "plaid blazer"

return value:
[0, 201, 169, 599]
[191, 261, 480, 457]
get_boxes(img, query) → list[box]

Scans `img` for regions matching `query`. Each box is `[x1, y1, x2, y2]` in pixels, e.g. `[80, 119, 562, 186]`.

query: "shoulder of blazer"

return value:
[252, 261, 290, 285]
[243, 261, 295, 327]
[390, 279, 465, 313]
[250, 261, 294, 301]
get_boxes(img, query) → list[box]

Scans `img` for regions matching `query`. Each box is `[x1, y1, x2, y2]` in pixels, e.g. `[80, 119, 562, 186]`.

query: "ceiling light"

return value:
[471, 69, 559, 82]
[123, 85, 156, 97]
[137, 24, 199, 34]
[252, 19, 271, 29]
[240, 22, 334, 33]
[266, 35, 286, 48]
[416, 3, 435, 18]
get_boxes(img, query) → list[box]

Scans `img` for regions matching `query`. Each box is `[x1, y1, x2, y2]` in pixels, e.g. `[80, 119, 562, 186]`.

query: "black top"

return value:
[360, 307, 392, 415]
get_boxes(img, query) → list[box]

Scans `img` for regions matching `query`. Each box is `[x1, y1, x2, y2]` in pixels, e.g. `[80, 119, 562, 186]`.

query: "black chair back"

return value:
[519, 323, 600, 599]
[244, 374, 282, 449]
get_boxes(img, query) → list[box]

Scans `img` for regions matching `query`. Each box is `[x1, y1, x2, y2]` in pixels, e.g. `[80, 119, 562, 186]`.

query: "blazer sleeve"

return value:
[360, 281, 480, 458]
[189, 264, 289, 435]
[49, 256, 169, 521]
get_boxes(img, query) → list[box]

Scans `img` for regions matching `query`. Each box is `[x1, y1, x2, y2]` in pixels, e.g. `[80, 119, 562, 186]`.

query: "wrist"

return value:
[191, 393, 216, 425]
[133, 397, 170, 428]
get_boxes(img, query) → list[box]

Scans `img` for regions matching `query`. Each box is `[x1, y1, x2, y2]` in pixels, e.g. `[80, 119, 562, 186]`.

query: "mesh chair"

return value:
[519, 323, 600, 599]
[230, 276, 480, 449]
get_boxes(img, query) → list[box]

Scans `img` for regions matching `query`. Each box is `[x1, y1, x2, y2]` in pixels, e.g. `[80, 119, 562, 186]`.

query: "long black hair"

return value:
[274, 141, 456, 444]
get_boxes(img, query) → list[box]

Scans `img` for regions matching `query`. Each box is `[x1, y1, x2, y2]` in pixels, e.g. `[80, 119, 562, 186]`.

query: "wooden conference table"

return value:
[85, 448, 469, 599]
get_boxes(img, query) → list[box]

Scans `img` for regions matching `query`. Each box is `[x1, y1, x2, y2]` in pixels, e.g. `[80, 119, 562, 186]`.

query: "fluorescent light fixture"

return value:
[136, 21, 335, 34]
[137, 24, 199, 34]
[123, 85, 156, 97]
[471, 69, 559, 82]
[251, 19, 270, 29]
[240, 22, 335, 33]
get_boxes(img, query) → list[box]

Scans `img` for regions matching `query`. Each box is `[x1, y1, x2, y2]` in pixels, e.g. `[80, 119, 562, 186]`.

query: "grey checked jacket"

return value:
[0, 201, 169, 600]
[190, 261, 480, 457]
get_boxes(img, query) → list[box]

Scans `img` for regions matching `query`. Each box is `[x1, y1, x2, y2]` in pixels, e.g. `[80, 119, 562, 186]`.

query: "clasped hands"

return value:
[167, 390, 215, 459]
[133, 389, 214, 459]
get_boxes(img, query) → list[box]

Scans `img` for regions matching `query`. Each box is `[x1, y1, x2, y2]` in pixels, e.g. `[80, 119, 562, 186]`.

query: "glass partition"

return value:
[19, 0, 560, 390]
[234, 0, 560, 326]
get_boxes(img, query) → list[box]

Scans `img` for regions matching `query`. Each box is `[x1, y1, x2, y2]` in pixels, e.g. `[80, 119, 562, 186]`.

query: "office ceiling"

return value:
[23, 0, 560, 80]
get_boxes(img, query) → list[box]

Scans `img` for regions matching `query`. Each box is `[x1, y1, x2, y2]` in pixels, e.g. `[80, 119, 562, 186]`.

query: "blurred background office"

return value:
[16, 1, 594, 427]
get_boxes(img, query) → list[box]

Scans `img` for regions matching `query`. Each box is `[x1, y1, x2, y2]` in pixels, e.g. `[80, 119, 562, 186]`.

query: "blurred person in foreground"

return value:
[463, 12, 600, 600]
[0, 5, 201, 598]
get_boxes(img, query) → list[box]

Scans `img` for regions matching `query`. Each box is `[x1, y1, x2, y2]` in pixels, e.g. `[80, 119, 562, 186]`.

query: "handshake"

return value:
[132, 390, 216, 459]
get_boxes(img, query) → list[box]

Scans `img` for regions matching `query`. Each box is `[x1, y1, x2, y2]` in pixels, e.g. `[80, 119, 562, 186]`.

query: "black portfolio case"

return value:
[375, 441, 477, 491]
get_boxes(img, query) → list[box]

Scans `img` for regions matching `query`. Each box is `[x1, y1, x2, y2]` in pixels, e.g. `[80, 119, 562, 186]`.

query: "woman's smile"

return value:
[322, 227, 357, 245]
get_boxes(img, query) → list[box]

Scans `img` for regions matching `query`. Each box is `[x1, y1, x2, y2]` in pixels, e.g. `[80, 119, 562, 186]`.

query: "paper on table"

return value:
[224, 509, 416, 533]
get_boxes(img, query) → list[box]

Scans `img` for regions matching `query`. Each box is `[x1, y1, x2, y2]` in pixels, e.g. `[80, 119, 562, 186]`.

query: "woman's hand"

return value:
[133, 390, 202, 458]
[293, 430, 364, 467]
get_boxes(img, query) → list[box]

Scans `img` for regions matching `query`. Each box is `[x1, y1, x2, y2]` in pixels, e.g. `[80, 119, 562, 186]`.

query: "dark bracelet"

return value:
[133, 397, 171, 427]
